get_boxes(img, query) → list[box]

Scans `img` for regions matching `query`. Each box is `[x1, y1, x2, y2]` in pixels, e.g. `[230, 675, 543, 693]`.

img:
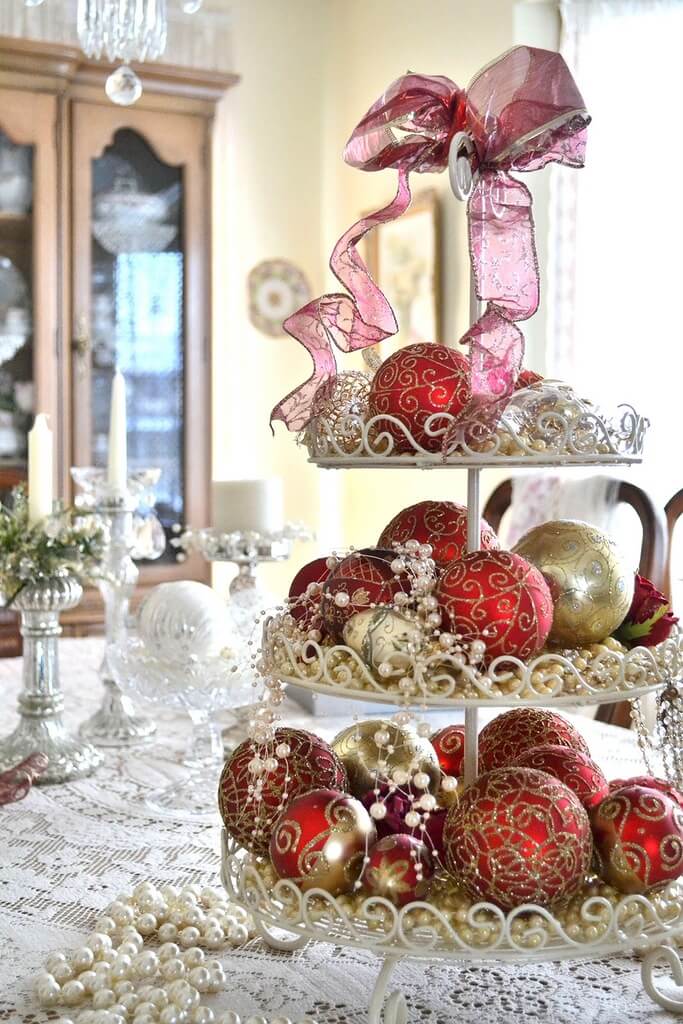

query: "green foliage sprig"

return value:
[0, 486, 106, 606]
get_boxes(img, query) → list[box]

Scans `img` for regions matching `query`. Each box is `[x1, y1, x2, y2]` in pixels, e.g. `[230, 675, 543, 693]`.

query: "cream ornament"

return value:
[138, 581, 231, 659]
[343, 607, 423, 676]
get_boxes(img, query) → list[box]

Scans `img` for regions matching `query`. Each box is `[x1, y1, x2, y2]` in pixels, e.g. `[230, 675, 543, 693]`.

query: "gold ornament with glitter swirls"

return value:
[513, 519, 633, 646]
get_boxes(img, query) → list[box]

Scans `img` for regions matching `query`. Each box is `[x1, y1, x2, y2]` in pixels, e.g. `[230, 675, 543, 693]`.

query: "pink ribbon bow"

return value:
[271, 46, 589, 432]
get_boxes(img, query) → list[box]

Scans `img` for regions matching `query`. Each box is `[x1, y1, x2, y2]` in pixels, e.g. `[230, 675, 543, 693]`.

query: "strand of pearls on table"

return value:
[32, 881, 318, 1024]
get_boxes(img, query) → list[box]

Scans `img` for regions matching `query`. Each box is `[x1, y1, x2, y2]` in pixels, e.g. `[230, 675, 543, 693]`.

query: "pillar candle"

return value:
[107, 370, 128, 494]
[212, 478, 284, 535]
[27, 413, 53, 527]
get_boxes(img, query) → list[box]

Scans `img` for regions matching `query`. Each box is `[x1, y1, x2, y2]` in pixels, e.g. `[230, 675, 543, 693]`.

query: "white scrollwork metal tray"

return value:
[304, 384, 647, 469]
[221, 832, 683, 964]
[261, 619, 682, 708]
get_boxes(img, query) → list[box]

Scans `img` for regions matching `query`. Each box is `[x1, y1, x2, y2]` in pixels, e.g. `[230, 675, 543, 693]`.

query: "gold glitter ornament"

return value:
[343, 607, 422, 675]
[309, 370, 371, 454]
[513, 519, 633, 646]
[331, 719, 440, 797]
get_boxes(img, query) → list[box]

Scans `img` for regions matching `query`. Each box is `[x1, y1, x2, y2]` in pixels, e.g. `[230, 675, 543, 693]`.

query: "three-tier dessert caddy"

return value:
[221, 96, 683, 1024]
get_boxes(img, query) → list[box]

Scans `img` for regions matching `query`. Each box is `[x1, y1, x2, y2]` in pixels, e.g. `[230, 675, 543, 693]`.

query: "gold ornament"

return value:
[331, 719, 440, 797]
[343, 608, 422, 675]
[513, 519, 633, 646]
[309, 371, 371, 455]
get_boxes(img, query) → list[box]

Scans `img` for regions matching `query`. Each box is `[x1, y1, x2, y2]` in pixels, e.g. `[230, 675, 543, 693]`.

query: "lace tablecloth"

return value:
[0, 637, 679, 1023]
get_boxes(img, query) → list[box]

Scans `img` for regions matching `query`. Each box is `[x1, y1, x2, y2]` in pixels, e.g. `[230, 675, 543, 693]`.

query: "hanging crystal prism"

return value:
[77, 0, 168, 105]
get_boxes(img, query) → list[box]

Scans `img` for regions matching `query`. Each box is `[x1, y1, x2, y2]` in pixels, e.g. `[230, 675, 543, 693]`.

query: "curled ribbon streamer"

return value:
[0, 752, 48, 805]
[271, 46, 589, 432]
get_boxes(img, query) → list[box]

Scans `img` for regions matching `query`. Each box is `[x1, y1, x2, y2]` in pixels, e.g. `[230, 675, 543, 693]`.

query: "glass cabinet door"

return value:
[0, 91, 59, 495]
[72, 103, 209, 575]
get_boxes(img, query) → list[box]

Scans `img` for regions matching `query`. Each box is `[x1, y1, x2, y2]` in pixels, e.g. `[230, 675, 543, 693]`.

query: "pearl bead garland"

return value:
[33, 881, 309, 1022]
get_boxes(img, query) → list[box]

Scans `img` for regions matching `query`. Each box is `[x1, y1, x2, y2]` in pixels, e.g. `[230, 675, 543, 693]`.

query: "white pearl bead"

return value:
[187, 965, 211, 992]
[147, 986, 169, 1008]
[215, 1014, 240, 1024]
[110, 954, 133, 981]
[99, 948, 118, 965]
[93, 961, 113, 978]
[93, 989, 116, 1008]
[412, 771, 430, 790]
[117, 940, 140, 958]
[161, 957, 186, 980]
[114, 979, 135, 996]
[52, 960, 75, 983]
[80, 970, 98, 993]
[203, 927, 224, 949]
[181, 947, 205, 967]
[109, 1007, 128, 1020]
[200, 886, 222, 907]
[137, 913, 158, 935]
[94, 915, 118, 935]
[133, 950, 159, 979]
[369, 802, 387, 820]
[159, 1008, 182, 1024]
[159, 942, 181, 961]
[45, 952, 67, 973]
[133, 1014, 157, 1024]
[169, 909, 187, 927]
[271, 1018, 293, 1024]
[61, 979, 86, 1006]
[161, 885, 180, 901]
[191, 1009, 215, 1024]
[183, 907, 205, 928]
[87, 933, 113, 955]
[179, 926, 201, 947]
[441, 775, 458, 792]
[158, 922, 178, 942]
[227, 924, 249, 944]
[120, 926, 144, 948]
[72, 945, 96, 971]
[119, 992, 139, 1013]
[36, 975, 61, 1006]
[245, 1017, 268, 1024]
[134, 1002, 158, 1018]
[111, 902, 136, 927]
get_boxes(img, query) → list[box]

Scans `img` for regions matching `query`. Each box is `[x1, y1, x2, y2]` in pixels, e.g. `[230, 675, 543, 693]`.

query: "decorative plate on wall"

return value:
[248, 259, 311, 337]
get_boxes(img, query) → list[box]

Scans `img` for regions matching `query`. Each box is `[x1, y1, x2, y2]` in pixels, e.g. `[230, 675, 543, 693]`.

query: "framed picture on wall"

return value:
[364, 189, 441, 368]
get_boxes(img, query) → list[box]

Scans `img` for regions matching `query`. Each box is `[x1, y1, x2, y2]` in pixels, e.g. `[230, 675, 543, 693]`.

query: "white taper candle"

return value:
[27, 413, 53, 527]
[107, 370, 128, 494]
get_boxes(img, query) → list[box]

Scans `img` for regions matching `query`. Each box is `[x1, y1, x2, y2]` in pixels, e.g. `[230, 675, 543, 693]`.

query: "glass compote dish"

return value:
[110, 633, 258, 821]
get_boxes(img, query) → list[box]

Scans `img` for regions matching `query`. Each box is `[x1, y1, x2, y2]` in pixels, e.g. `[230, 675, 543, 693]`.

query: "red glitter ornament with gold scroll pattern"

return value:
[218, 728, 347, 855]
[363, 834, 434, 906]
[591, 784, 683, 893]
[288, 556, 331, 632]
[367, 343, 471, 453]
[270, 788, 376, 895]
[378, 500, 499, 569]
[436, 550, 553, 661]
[608, 775, 683, 810]
[444, 767, 593, 910]
[478, 708, 591, 773]
[515, 743, 608, 810]
[321, 547, 411, 640]
[430, 724, 466, 778]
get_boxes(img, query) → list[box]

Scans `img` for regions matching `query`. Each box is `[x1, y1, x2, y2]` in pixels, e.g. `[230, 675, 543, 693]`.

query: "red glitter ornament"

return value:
[478, 708, 591, 773]
[608, 775, 683, 810]
[270, 788, 376, 895]
[515, 744, 608, 810]
[444, 767, 592, 910]
[363, 834, 434, 906]
[288, 556, 331, 632]
[430, 725, 466, 777]
[378, 500, 499, 569]
[591, 784, 683, 893]
[368, 343, 471, 453]
[321, 547, 410, 639]
[436, 550, 553, 661]
[218, 728, 347, 855]
[515, 368, 544, 390]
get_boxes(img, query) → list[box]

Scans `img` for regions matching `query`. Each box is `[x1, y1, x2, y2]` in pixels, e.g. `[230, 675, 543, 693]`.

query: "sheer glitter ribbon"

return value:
[271, 46, 589, 431]
[0, 752, 48, 805]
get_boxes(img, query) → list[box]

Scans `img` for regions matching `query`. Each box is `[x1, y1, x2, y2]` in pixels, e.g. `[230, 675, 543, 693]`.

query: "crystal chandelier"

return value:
[23, 0, 204, 105]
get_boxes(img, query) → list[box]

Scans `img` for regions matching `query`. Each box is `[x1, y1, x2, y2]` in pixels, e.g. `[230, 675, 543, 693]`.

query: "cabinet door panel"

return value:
[71, 102, 209, 581]
[0, 89, 58, 487]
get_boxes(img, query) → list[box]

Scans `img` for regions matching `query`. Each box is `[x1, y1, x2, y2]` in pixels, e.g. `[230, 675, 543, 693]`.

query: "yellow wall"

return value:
[211, 0, 557, 596]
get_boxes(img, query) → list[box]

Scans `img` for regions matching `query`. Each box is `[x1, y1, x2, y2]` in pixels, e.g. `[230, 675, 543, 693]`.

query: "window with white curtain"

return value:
[546, 0, 683, 599]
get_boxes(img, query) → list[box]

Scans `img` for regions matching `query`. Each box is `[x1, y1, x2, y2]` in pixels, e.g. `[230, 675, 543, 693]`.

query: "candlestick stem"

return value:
[0, 575, 102, 783]
[79, 503, 156, 747]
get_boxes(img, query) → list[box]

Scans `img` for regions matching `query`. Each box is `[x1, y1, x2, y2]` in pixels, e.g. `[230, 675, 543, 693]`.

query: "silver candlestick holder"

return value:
[0, 573, 103, 784]
[71, 467, 165, 747]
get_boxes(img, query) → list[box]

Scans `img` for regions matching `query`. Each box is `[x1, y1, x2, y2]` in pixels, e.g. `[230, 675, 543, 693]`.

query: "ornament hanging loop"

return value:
[448, 131, 476, 201]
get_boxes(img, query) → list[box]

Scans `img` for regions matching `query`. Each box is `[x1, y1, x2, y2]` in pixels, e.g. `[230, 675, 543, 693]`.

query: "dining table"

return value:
[1, 636, 680, 1024]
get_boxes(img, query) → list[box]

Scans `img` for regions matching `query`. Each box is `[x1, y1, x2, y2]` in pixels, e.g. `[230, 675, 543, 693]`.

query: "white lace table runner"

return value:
[0, 637, 678, 1023]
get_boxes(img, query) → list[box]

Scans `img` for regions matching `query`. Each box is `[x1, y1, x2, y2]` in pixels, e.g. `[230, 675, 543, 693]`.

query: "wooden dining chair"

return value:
[665, 487, 683, 600]
[483, 478, 667, 729]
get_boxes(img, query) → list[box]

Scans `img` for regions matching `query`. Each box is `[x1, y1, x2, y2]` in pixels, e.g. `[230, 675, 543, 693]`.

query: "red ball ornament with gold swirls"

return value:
[378, 500, 499, 569]
[321, 547, 411, 640]
[363, 834, 434, 906]
[368, 343, 471, 453]
[591, 784, 683, 893]
[270, 788, 376, 895]
[430, 725, 466, 777]
[515, 744, 608, 810]
[288, 556, 331, 632]
[608, 775, 683, 810]
[436, 550, 553, 661]
[444, 767, 593, 910]
[218, 728, 347, 855]
[478, 708, 591, 773]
